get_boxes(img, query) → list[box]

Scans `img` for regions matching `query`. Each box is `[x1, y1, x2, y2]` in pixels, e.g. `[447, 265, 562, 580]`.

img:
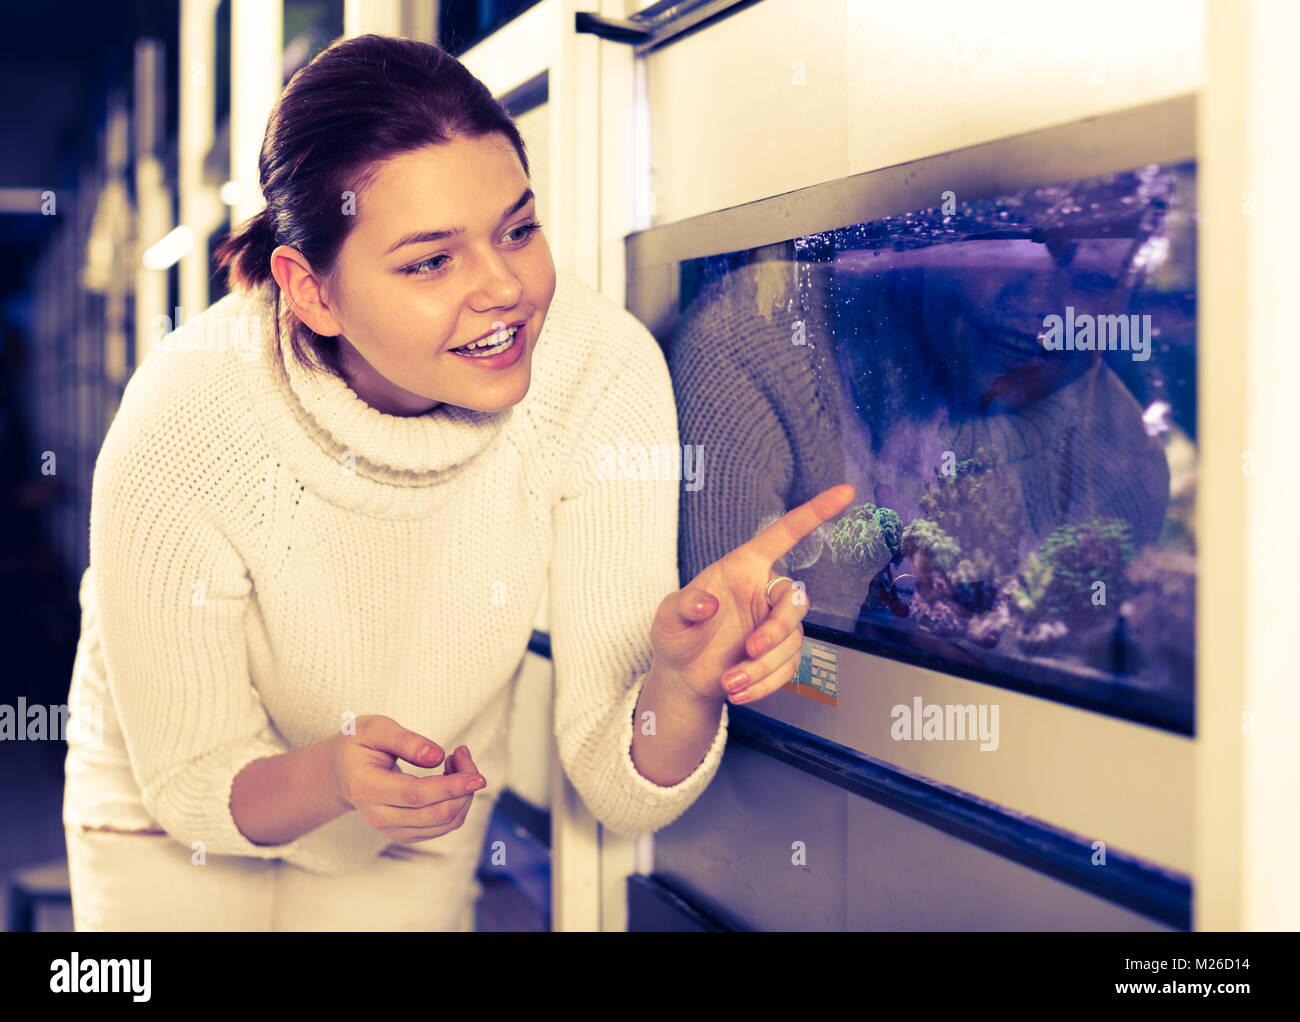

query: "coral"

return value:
[929, 570, 954, 601]
[1037, 517, 1136, 626]
[953, 549, 997, 585]
[901, 518, 961, 573]
[967, 603, 1013, 648]
[876, 507, 903, 563]
[826, 502, 904, 574]
[908, 595, 964, 636]
[950, 552, 1000, 613]
[916, 444, 1023, 576]
[992, 573, 1019, 611]
[1019, 617, 1069, 653]
[1119, 547, 1195, 687]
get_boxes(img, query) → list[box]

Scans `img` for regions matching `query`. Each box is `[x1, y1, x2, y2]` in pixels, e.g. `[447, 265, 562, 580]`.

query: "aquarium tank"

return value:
[670, 161, 1196, 733]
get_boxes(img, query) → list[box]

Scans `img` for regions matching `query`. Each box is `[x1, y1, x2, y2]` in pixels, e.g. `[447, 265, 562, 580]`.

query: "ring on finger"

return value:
[764, 575, 794, 608]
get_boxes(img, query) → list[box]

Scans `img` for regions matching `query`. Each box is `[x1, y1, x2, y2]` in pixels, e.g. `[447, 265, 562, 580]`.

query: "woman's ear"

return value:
[270, 245, 343, 337]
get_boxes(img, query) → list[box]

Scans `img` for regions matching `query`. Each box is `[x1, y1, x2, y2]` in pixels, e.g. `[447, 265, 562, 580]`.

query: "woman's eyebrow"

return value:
[383, 187, 535, 256]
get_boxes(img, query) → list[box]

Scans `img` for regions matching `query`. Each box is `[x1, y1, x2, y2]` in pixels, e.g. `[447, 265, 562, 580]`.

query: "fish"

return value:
[867, 564, 910, 618]
[885, 590, 910, 618]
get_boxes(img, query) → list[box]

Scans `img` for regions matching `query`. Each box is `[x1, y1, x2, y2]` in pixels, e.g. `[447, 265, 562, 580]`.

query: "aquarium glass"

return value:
[669, 161, 1196, 731]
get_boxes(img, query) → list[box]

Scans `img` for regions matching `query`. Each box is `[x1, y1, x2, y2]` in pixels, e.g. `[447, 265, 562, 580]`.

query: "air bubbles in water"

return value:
[1142, 400, 1172, 437]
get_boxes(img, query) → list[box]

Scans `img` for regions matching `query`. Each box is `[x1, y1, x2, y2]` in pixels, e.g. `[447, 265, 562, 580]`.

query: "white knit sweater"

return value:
[62, 268, 729, 877]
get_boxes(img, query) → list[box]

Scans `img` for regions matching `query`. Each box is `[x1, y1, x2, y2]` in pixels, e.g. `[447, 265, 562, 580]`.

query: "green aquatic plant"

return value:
[1009, 552, 1054, 614]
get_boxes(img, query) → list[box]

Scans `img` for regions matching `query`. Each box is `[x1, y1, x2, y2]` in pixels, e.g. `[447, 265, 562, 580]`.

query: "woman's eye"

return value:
[401, 221, 543, 277]
[402, 254, 450, 277]
[508, 221, 544, 243]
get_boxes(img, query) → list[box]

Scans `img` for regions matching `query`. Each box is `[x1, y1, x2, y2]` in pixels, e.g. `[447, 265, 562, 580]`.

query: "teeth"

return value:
[459, 325, 517, 351]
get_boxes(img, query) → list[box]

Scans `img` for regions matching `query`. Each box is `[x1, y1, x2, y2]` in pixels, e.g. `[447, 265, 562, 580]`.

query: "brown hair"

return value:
[212, 33, 531, 380]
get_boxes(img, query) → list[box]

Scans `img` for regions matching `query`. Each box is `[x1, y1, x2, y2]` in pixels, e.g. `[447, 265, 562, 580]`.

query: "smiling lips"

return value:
[450, 320, 527, 368]
[462, 319, 526, 348]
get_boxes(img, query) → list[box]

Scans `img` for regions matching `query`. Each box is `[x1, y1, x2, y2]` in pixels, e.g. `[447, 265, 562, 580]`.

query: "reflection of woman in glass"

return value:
[841, 239, 1171, 551]
[673, 257, 851, 587]
[672, 235, 1177, 676]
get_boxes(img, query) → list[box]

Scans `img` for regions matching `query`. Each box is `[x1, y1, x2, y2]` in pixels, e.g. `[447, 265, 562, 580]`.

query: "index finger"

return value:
[747, 483, 856, 566]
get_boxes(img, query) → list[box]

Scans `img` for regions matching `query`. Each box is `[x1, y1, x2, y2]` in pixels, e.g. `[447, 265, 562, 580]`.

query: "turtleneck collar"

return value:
[234, 281, 517, 519]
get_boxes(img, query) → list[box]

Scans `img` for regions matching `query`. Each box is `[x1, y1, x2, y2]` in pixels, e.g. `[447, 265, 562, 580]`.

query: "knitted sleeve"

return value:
[88, 360, 312, 862]
[548, 313, 728, 838]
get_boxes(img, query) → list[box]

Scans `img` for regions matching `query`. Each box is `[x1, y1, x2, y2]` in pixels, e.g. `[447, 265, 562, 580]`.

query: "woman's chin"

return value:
[444, 374, 532, 413]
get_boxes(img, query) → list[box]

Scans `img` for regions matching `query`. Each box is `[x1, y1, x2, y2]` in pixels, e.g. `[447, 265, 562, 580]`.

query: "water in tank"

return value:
[671, 161, 1196, 727]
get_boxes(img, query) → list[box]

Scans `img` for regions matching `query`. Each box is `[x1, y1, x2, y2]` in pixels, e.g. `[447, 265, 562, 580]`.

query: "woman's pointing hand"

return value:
[648, 483, 856, 706]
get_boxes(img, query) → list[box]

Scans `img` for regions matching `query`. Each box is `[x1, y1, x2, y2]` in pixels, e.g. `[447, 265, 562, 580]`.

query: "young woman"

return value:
[61, 33, 852, 931]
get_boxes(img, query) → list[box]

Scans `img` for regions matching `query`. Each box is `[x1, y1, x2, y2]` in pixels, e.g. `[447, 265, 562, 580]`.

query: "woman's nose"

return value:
[468, 249, 523, 309]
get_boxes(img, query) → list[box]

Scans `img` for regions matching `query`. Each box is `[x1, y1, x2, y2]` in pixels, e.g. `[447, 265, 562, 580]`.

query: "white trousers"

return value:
[64, 825, 481, 932]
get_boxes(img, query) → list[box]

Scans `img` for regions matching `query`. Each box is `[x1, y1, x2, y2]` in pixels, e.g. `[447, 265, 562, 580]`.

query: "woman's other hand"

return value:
[325, 715, 486, 844]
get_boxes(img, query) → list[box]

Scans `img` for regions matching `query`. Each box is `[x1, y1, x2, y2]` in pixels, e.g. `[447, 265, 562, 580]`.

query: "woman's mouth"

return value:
[449, 322, 526, 368]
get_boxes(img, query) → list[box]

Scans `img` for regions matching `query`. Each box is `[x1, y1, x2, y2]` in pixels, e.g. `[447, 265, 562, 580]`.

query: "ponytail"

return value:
[212, 206, 278, 294]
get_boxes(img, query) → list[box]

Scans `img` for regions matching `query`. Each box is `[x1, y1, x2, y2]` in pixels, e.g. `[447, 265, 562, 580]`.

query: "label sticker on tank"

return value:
[785, 638, 838, 707]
